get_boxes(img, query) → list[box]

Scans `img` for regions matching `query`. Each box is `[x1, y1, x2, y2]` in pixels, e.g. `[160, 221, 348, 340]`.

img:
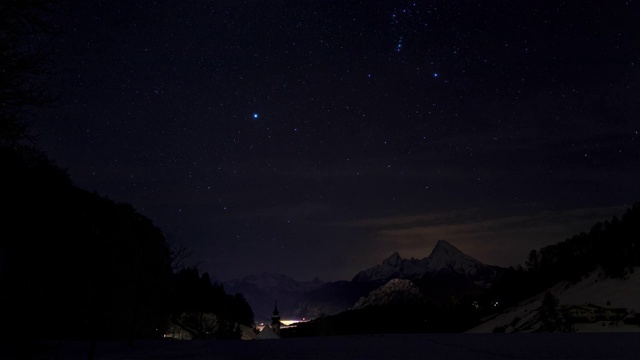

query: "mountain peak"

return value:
[425, 240, 486, 276]
[383, 251, 402, 265]
[430, 240, 463, 257]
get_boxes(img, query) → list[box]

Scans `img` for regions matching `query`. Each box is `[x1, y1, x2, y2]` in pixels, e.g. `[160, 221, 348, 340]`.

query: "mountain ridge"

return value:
[223, 272, 325, 321]
[353, 278, 426, 309]
[227, 241, 503, 321]
[353, 240, 498, 282]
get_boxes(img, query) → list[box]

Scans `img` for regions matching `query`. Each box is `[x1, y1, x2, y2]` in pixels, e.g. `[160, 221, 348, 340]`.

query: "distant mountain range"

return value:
[223, 272, 324, 322]
[226, 240, 503, 321]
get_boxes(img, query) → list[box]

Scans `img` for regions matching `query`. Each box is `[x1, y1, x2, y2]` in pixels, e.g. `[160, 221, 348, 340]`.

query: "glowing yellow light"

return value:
[280, 319, 310, 326]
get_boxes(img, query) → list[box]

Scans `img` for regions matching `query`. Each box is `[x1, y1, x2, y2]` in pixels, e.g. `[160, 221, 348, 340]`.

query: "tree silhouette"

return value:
[539, 292, 571, 332]
[169, 267, 254, 339]
[0, 147, 175, 341]
[525, 250, 539, 272]
[0, 0, 56, 146]
[0, 1, 257, 345]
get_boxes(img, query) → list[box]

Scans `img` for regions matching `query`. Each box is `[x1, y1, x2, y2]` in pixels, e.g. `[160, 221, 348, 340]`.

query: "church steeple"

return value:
[271, 300, 281, 335]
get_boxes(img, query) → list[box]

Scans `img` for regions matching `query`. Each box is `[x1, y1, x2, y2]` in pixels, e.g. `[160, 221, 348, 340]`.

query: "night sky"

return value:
[34, 1, 640, 281]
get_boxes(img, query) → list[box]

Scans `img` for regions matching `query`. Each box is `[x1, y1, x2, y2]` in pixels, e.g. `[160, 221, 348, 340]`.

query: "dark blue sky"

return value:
[35, 0, 640, 281]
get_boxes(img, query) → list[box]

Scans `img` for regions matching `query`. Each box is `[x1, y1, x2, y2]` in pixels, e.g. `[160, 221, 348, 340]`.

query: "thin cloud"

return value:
[350, 205, 627, 267]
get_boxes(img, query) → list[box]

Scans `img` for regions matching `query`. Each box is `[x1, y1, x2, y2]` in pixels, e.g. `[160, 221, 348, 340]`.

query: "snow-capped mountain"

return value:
[228, 241, 502, 322]
[353, 278, 425, 309]
[353, 240, 499, 282]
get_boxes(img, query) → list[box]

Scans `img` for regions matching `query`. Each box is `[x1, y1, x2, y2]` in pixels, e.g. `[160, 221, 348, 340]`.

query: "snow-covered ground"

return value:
[468, 267, 640, 333]
[17, 333, 640, 359]
[353, 278, 424, 309]
[10, 269, 640, 359]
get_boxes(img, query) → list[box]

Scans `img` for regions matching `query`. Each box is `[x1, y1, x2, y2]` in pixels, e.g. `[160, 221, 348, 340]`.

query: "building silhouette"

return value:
[271, 301, 281, 336]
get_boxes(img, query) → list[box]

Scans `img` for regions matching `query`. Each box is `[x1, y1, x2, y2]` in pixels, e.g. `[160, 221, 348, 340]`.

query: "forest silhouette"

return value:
[0, 1, 253, 344]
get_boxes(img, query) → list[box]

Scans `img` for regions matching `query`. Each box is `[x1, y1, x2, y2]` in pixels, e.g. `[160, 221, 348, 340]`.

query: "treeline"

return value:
[172, 267, 254, 339]
[480, 203, 640, 310]
[526, 204, 640, 279]
[0, 146, 253, 341]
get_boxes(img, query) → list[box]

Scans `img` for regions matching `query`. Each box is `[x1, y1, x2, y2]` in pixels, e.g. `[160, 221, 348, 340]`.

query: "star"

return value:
[395, 36, 404, 52]
[253, 113, 259, 119]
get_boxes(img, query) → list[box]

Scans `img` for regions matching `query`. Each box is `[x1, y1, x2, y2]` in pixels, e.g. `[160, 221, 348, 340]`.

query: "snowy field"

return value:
[13, 333, 640, 360]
